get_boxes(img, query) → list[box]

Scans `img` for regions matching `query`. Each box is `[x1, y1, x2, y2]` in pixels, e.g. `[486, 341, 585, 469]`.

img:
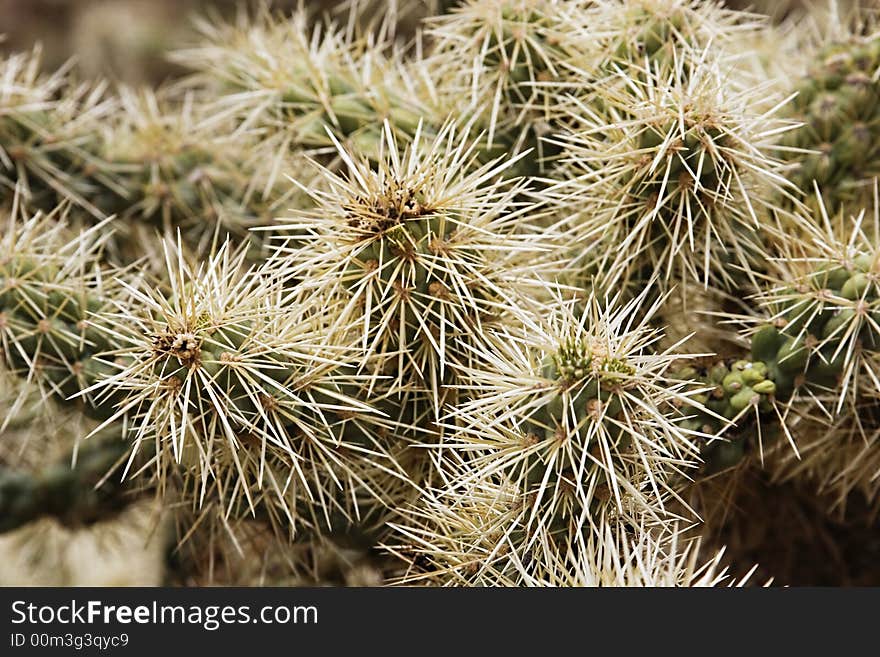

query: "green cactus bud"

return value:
[722, 371, 744, 394]
[709, 363, 729, 383]
[752, 379, 776, 395]
[740, 365, 766, 385]
[729, 387, 757, 412]
[824, 266, 853, 291]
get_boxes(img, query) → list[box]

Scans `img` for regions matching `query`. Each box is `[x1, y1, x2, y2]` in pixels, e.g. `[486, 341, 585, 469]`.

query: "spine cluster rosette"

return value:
[546, 54, 792, 292]
[387, 470, 755, 586]
[426, 291, 706, 574]
[89, 88, 299, 258]
[274, 120, 561, 403]
[88, 240, 407, 535]
[423, 0, 583, 172]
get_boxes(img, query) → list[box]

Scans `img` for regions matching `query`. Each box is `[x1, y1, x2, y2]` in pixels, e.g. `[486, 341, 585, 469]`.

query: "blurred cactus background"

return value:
[3, 0, 880, 587]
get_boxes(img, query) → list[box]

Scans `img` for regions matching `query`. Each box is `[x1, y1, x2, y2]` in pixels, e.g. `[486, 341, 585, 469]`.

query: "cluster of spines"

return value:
[1, 44, 308, 264]
[171, 7, 428, 162]
[542, 1, 795, 294]
[387, 468, 755, 586]
[422, 0, 581, 173]
[92, 88, 298, 254]
[395, 290, 709, 582]
[4, 0, 880, 587]
[0, 47, 111, 217]
[273, 120, 561, 406]
[0, 206, 125, 418]
[668, 206, 880, 475]
[88, 239, 415, 536]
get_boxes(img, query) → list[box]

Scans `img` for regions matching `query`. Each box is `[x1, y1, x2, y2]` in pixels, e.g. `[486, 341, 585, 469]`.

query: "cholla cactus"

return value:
[92, 88, 299, 257]
[423, 0, 584, 170]
[548, 53, 793, 291]
[0, 202, 121, 417]
[385, 464, 567, 586]
[0, 47, 111, 216]
[88, 239, 405, 534]
[5, 0, 880, 588]
[586, 0, 768, 72]
[440, 290, 704, 531]
[531, 517, 760, 587]
[172, 7, 428, 161]
[387, 467, 756, 586]
[747, 201, 880, 412]
[274, 120, 560, 402]
[780, 9, 880, 214]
